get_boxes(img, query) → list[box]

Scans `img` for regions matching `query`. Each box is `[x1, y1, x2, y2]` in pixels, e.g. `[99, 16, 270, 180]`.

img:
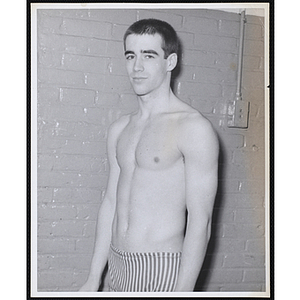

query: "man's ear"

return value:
[166, 53, 178, 72]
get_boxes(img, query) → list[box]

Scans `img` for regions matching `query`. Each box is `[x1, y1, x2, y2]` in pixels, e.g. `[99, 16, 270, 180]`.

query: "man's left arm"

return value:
[175, 115, 219, 292]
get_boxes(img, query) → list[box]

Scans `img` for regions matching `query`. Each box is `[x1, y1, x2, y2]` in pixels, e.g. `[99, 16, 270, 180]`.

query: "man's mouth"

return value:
[132, 77, 147, 82]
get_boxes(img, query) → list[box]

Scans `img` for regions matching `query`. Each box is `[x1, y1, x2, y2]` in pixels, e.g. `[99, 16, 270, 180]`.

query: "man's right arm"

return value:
[79, 118, 125, 291]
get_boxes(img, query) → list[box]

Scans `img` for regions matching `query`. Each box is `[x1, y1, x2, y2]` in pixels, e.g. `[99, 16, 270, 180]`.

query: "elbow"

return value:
[187, 212, 212, 243]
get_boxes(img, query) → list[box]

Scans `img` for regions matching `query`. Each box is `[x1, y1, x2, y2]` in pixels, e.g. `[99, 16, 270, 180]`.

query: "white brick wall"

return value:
[36, 8, 266, 292]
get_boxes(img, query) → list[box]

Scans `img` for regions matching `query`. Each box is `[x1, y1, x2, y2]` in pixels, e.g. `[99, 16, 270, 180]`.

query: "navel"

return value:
[154, 157, 160, 163]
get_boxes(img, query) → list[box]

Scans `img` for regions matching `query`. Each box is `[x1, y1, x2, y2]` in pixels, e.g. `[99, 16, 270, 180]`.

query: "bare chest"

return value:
[116, 118, 182, 170]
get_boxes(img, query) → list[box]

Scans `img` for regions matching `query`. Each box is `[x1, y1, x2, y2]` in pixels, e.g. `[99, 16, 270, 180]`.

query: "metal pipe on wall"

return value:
[227, 10, 249, 128]
[236, 10, 246, 101]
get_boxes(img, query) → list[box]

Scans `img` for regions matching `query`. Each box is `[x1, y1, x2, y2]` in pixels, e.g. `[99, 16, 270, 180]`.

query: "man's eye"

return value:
[145, 55, 154, 59]
[126, 55, 134, 60]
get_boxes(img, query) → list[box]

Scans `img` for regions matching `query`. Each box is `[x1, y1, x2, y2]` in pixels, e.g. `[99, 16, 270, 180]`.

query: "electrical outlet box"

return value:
[227, 100, 250, 128]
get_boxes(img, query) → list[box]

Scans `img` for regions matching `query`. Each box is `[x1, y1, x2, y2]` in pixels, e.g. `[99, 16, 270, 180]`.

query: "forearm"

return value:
[175, 218, 211, 291]
[83, 197, 115, 289]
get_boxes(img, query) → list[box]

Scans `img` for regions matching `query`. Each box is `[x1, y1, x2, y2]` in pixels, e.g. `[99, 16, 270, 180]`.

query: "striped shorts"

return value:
[108, 244, 181, 292]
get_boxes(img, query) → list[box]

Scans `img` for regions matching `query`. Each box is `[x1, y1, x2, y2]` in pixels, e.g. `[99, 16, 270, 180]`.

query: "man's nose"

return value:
[133, 57, 144, 72]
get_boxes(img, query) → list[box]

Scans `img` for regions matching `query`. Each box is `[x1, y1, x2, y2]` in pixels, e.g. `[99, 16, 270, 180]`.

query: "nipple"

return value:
[154, 157, 160, 163]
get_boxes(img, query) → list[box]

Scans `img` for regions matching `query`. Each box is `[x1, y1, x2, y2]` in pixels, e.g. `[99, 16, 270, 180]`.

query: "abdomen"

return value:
[112, 159, 186, 253]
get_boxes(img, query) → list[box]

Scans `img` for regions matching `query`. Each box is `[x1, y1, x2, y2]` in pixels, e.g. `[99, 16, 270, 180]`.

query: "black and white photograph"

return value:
[29, 2, 272, 298]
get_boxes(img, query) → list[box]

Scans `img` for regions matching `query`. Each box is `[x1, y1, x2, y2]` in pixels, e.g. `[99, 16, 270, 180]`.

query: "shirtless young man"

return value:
[80, 18, 219, 292]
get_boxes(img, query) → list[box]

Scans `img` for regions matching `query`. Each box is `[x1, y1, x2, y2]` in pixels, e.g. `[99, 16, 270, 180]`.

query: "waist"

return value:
[110, 243, 182, 258]
[112, 217, 185, 253]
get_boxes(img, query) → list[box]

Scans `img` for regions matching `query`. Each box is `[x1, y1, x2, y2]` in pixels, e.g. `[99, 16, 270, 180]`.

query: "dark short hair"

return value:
[123, 18, 179, 59]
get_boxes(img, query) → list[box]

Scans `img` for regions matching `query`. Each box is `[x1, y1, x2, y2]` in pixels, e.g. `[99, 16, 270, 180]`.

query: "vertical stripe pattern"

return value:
[108, 244, 181, 292]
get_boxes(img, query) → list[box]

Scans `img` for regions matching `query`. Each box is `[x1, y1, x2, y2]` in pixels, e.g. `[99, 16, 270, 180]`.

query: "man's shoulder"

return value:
[107, 114, 131, 140]
[176, 108, 218, 150]
[177, 108, 213, 134]
[109, 114, 131, 130]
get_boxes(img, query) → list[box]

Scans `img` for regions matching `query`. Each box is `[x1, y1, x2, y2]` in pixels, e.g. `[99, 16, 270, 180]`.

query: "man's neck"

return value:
[137, 88, 176, 119]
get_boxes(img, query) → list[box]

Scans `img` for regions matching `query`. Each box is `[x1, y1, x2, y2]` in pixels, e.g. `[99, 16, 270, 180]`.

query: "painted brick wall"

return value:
[36, 8, 265, 292]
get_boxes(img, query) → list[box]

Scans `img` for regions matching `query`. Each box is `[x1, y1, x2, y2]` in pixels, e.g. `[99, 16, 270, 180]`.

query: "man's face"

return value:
[124, 33, 170, 97]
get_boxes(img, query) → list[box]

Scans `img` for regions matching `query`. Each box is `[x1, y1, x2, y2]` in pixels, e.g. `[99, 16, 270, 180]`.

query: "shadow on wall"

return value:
[98, 263, 108, 291]
[195, 134, 224, 291]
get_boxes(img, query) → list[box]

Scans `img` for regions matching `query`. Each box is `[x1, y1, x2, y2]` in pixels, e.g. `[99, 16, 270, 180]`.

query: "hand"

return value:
[78, 279, 100, 292]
